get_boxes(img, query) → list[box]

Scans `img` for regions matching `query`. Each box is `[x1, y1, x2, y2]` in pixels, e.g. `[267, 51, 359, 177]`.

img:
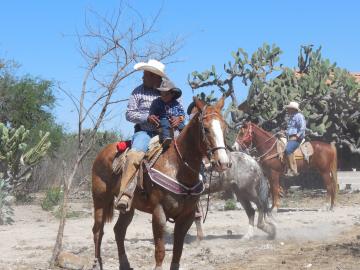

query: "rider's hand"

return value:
[277, 130, 285, 138]
[170, 116, 183, 128]
[147, 115, 160, 127]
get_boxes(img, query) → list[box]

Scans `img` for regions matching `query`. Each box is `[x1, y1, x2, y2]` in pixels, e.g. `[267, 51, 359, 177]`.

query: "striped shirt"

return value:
[126, 84, 160, 132]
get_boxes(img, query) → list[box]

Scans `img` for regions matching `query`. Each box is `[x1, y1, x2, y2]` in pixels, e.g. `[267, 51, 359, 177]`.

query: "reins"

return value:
[173, 109, 227, 173]
[172, 107, 227, 224]
[237, 123, 281, 161]
[173, 139, 198, 174]
[202, 168, 213, 223]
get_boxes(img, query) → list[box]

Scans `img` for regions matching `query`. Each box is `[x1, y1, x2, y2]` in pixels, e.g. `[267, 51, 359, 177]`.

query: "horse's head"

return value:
[232, 122, 253, 151]
[194, 96, 230, 172]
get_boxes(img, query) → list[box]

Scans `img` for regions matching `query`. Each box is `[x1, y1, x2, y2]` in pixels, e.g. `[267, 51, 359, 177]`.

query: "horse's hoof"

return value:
[170, 263, 180, 270]
[114, 196, 130, 213]
[242, 234, 253, 241]
[92, 258, 102, 270]
[267, 231, 276, 240]
[119, 254, 132, 270]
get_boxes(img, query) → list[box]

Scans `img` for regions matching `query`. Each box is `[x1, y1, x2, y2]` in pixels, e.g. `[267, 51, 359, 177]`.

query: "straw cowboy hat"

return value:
[134, 59, 166, 78]
[285, 101, 301, 111]
[156, 79, 182, 99]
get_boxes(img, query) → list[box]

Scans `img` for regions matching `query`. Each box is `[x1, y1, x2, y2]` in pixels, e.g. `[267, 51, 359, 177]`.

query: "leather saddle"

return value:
[112, 136, 163, 188]
[277, 137, 314, 162]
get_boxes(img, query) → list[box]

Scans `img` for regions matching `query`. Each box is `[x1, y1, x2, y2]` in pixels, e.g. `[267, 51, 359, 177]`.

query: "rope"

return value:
[202, 168, 213, 223]
[256, 139, 278, 161]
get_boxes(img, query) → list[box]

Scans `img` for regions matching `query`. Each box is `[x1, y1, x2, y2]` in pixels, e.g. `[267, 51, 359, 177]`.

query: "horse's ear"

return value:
[215, 96, 225, 111]
[193, 97, 205, 111]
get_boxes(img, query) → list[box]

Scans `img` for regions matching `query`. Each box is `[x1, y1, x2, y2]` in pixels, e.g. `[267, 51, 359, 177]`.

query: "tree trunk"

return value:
[49, 159, 80, 268]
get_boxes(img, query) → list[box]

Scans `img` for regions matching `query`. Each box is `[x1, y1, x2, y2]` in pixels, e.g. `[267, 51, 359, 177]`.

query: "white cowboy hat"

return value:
[285, 101, 301, 111]
[134, 59, 166, 78]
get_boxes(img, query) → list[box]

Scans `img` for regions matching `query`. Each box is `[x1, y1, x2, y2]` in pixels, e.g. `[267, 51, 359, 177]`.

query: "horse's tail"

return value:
[258, 173, 271, 215]
[330, 142, 338, 196]
[104, 200, 114, 223]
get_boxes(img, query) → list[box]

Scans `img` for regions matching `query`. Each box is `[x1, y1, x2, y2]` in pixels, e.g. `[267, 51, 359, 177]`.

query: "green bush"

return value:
[41, 187, 63, 211]
[224, 199, 237, 211]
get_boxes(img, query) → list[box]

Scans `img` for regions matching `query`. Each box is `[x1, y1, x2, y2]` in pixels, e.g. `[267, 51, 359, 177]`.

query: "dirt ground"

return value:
[0, 190, 359, 270]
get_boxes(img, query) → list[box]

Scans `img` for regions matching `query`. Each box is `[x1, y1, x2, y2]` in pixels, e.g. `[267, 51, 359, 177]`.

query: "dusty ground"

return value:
[0, 190, 359, 270]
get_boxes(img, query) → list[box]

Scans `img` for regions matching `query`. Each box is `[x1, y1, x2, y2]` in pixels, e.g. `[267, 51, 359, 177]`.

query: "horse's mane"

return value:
[250, 122, 273, 139]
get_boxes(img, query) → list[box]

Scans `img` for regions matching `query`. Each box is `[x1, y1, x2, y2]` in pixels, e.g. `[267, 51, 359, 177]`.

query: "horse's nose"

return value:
[214, 160, 230, 172]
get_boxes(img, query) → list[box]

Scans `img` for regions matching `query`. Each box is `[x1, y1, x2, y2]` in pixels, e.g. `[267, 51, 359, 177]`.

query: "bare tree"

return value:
[49, 5, 182, 267]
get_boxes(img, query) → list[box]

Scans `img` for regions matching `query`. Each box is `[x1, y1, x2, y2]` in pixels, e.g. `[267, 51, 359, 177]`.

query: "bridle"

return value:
[174, 106, 227, 173]
[198, 106, 227, 160]
[236, 122, 280, 161]
[236, 123, 254, 152]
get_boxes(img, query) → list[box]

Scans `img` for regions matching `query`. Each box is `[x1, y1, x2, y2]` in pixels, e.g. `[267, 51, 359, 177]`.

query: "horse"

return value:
[233, 121, 338, 210]
[91, 97, 230, 270]
[195, 151, 276, 240]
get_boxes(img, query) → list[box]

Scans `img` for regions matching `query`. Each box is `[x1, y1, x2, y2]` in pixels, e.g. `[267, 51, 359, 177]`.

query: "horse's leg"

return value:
[171, 213, 195, 270]
[194, 203, 204, 241]
[92, 202, 106, 270]
[269, 170, 281, 211]
[152, 204, 167, 270]
[114, 207, 135, 270]
[194, 216, 204, 241]
[237, 198, 255, 240]
[256, 206, 276, 240]
[320, 171, 334, 210]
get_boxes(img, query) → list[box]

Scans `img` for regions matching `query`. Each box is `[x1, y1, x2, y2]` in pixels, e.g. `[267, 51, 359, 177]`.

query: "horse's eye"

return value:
[204, 127, 210, 134]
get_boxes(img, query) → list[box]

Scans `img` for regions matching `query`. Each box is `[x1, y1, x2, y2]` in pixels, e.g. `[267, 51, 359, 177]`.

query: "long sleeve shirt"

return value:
[125, 84, 160, 132]
[286, 112, 306, 139]
[149, 98, 185, 119]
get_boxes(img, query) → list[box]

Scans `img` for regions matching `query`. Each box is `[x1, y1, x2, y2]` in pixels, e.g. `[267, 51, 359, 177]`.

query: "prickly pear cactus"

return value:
[0, 123, 51, 193]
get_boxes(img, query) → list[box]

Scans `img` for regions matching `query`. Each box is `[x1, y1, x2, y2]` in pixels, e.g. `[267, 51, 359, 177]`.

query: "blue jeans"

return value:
[131, 130, 157, 152]
[285, 140, 300, 155]
[159, 118, 185, 141]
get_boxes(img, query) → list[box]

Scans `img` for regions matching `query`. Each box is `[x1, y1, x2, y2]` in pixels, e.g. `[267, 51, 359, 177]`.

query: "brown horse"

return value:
[91, 97, 230, 270]
[233, 121, 338, 210]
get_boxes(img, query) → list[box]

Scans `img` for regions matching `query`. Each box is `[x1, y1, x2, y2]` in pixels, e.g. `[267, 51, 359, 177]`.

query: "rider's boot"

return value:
[285, 153, 298, 177]
[114, 150, 145, 212]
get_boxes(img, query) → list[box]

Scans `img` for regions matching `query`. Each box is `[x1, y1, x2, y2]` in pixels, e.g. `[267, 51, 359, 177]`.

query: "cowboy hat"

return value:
[156, 79, 182, 99]
[134, 59, 166, 78]
[285, 101, 301, 111]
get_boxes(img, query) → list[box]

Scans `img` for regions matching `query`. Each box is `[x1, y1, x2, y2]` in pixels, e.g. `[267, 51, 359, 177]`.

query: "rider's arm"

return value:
[125, 86, 153, 124]
[177, 103, 186, 118]
[296, 113, 306, 139]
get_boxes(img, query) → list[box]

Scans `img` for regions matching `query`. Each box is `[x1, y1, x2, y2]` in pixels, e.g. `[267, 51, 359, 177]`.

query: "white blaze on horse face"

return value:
[210, 119, 230, 167]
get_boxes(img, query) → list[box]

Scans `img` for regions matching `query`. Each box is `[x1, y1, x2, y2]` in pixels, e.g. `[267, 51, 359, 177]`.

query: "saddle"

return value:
[276, 137, 314, 162]
[112, 136, 163, 188]
[112, 136, 204, 196]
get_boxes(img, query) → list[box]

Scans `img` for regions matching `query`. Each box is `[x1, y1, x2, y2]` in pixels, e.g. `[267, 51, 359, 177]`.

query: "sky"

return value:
[1, 0, 359, 138]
